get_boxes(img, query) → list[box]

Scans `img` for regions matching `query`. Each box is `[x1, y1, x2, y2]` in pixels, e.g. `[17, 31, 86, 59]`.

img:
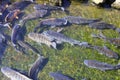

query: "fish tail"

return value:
[51, 42, 57, 49]
[91, 33, 100, 38]
[99, 32, 107, 39]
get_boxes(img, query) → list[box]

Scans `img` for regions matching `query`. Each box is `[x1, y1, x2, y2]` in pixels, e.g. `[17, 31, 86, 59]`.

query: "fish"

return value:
[63, 16, 101, 25]
[34, 18, 67, 32]
[89, 21, 116, 30]
[1, 67, 32, 80]
[49, 72, 74, 80]
[91, 33, 120, 47]
[0, 33, 7, 60]
[91, 45, 119, 59]
[5, 9, 21, 22]
[0, 3, 9, 14]
[17, 40, 40, 54]
[42, 30, 89, 47]
[33, 4, 64, 11]
[28, 55, 48, 80]
[20, 10, 48, 24]
[7, 1, 34, 11]
[11, 24, 21, 47]
[84, 60, 120, 71]
[28, 32, 57, 49]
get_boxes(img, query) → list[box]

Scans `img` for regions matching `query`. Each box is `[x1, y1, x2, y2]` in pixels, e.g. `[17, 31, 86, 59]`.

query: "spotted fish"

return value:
[91, 33, 120, 47]
[28, 32, 57, 49]
[63, 16, 101, 25]
[34, 18, 67, 32]
[1, 67, 32, 80]
[17, 40, 40, 54]
[49, 72, 74, 80]
[33, 4, 64, 11]
[84, 60, 120, 71]
[42, 30, 89, 47]
[91, 45, 119, 59]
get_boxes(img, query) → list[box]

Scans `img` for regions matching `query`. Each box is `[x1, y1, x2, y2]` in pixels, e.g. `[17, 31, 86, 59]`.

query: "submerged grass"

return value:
[1, 0, 120, 80]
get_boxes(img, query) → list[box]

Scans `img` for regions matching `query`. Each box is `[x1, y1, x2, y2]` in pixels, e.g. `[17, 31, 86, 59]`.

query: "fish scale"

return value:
[42, 30, 85, 45]
[28, 32, 56, 49]
[1, 67, 32, 80]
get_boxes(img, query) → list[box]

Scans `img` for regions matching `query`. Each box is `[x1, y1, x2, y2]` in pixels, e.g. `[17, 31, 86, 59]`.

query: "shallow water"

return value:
[1, 0, 120, 80]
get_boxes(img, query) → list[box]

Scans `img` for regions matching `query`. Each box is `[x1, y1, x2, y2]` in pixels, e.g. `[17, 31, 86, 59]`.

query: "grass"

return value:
[1, 0, 120, 80]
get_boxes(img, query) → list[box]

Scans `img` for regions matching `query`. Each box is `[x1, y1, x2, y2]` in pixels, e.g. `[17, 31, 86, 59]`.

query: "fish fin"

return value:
[91, 33, 99, 38]
[57, 28, 64, 33]
[51, 42, 57, 49]
[51, 25, 56, 28]
[99, 32, 106, 39]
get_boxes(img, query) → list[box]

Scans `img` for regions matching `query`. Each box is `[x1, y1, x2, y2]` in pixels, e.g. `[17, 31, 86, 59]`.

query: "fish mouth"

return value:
[84, 60, 89, 66]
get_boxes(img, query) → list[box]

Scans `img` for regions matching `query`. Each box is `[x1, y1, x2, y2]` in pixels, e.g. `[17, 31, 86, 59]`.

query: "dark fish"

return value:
[17, 40, 40, 54]
[11, 24, 21, 47]
[63, 16, 101, 25]
[0, 33, 7, 60]
[91, 33, 120, 47]
[7, 1, 33, 11]
[91, 45, 119, 59]
[20, 10, 48, 24]
[89, 21, 116, 30]
[1, 67, 32, 80]
[5, 9, 21, 22]
[28, 55, 48, 80]
[33, 4, 64, 11]
[34, 18, 67, 32]
[84, 60, 120, 71]
[49, 72, 74, 80]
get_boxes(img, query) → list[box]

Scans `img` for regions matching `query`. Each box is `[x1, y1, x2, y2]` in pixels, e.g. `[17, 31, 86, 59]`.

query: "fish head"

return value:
[1, 67, 13, 78]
